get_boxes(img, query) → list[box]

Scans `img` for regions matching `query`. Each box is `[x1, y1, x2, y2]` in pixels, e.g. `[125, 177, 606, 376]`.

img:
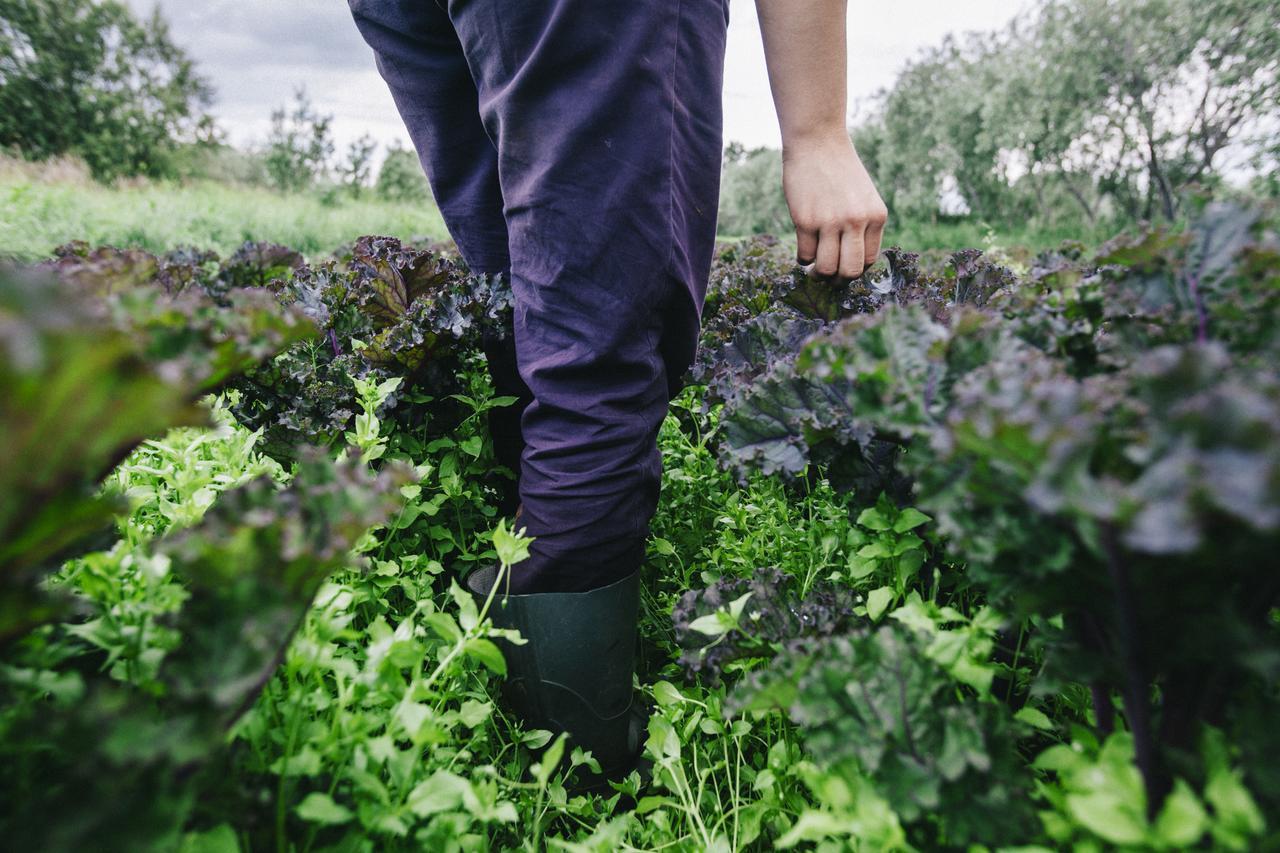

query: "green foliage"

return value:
[264, 88, 335, 193]
[376, 142, 432, 204]
[717, 203, 1280, 832]
[0, 165, 450, 260]
[228, 235, 512, 459]
[1033, 729, 1266, 850]
[736, 622, 1036, 848]
[860, 0, 1280, 226]
[0, 445, 411, 852]
[339, 134, 377, 199]
[0, 252, 310, 640]
[0, 246, 406, 850]
[717, 144, 790, 238]
[0, 0, 214, 181]
[4, 213, 1277, 850]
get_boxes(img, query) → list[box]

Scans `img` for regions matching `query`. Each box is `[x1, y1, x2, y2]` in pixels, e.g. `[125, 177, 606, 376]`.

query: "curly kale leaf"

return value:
[218, 240, 305, 291]
[672, 568, 856, 682]
[230, 237, 513, 457]
[731, 624, 1037, 847]
[721, 305, 1009, 487]
[0, 258, 312, 630]
[39, 242, 317, 390]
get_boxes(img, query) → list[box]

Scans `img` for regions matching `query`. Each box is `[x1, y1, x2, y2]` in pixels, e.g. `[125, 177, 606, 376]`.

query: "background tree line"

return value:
[3, 0, 1275, 228]
[0, 0, 430, 200]
[0, 0, 212, 181]
[721, 0, 1279, 236]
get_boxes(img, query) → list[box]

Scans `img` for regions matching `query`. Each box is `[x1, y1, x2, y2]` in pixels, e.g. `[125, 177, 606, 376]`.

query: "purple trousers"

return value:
[349, 0, 729, 592]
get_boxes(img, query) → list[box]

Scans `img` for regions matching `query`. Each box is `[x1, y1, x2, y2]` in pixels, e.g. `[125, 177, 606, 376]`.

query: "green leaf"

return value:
[448, 579, 479, 632]
[858, 541, 891, 559]
[492, 518, 533, 567]
[686, 612, 731, 637]
[395, 701, 432, 741]
[777, 810, 850, 848]
[1205, 761, 1265, 842]
[295, 793, 353, 826]
[375, 375, 403, 401]
[846, 554, 877, 579]
[1014, 706, 1055, 731]
[423, 611, 462, 643]
[865, 587, 894, 622]
[888, 532, 924, 556]
[464, 638, 507, 675]
[520, 729, 553, 748]
[650, 537, 676, 557]
[856, 506, 892, 531]
[1065, 791, 1147, 846]
[1153, 780, 1207, 847]
[635, 796, 678, 815]
[406, 770, 470, 818]
[892, 507, 931, 532]
[535, 733, 567, 787]
[647, 715, 681, 760]
[457, 699, 492, 728]
[179, 824, 240, 853]
[653, 680, 684, 708]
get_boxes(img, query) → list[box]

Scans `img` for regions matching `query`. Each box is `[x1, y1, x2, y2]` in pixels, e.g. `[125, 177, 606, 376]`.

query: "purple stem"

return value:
[1185, 271, 1208, 343]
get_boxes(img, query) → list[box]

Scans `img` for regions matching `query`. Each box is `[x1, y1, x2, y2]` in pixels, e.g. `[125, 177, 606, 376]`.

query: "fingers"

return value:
[798, 211, 889, 279]
[796, 226, 818, 266]
[812, 225, 841, 277]
[865, 218, 884, 271]
[838, 228, 865, 279]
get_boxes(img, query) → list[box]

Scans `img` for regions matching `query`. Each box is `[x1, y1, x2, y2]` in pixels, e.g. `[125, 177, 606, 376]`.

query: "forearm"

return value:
[755, 0, 849, 152]
[754, 0, 885, 278]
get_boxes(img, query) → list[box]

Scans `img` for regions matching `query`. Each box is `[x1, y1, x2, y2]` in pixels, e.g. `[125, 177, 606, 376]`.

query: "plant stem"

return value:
[1100, 524, 1165, 815]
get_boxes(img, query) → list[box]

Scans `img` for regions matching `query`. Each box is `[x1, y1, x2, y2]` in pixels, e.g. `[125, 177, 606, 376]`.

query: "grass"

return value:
[885, 216, 1114, 252]
[0, 167, 447, 261]
[2, 155, 1109, 265]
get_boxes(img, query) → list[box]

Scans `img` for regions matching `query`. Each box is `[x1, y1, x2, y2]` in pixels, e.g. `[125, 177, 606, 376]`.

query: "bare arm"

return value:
[756, 0, 887, 277]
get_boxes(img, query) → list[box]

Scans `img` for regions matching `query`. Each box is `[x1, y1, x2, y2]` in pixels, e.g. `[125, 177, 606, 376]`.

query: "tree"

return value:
[857, 0, 1280, 226]
[339, 133, 376, 198]
[717, 144, 790, 237]
[263, 87, 334, 193]
[0, 0, 214, 181]
[375, 141, 431, 203]
[1016, 0, 1280, 221]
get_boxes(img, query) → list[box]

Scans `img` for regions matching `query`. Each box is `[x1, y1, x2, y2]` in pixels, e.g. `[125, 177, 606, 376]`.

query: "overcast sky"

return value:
[127, 0, 1028, 157]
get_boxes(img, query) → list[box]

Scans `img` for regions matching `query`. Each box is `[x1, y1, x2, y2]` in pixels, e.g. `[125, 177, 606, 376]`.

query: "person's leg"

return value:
[449, 0, 730, 593]
[348, 0, 532, 507]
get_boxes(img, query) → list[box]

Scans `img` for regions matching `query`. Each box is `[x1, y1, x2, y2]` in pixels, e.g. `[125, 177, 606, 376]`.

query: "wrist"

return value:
[780, 125, 853, 160]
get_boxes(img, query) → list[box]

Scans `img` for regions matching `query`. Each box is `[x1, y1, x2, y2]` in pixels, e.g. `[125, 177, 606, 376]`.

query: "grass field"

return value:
[0, 159, 448, 261]
[2, 156, 1106, 264]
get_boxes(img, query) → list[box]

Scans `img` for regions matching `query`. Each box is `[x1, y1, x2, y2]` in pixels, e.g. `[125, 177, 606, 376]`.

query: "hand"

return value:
[782, 133, 888, 279]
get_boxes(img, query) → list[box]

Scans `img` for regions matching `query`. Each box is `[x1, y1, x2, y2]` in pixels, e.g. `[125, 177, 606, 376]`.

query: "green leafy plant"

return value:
[717, 203, 1280, 832]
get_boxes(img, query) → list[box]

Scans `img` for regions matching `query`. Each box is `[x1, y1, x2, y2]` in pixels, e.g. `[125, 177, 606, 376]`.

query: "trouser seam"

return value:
[662, 0, 686, 294]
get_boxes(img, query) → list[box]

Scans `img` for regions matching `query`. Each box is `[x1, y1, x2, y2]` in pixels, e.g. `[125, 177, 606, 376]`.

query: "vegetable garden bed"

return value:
[1, 204, 1276, 850]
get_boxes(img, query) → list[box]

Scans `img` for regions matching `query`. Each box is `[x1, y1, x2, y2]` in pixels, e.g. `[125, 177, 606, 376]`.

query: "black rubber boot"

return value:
[466, 565, 645, 784]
